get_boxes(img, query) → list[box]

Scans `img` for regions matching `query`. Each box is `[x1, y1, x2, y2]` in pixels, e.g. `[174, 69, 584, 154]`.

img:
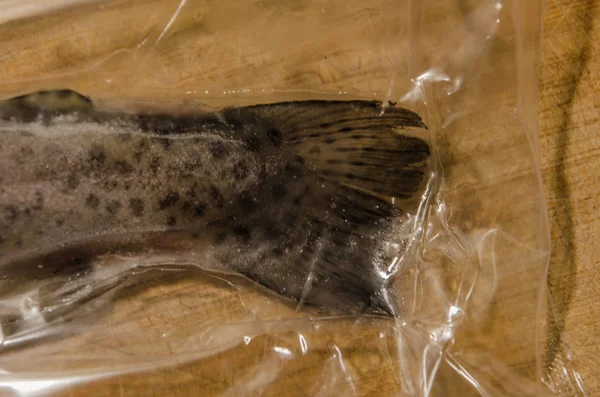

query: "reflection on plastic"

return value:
[0, 0, 583, 396]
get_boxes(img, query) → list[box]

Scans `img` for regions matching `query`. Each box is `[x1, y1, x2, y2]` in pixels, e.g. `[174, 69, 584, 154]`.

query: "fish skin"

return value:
[0, 90, 430, 315]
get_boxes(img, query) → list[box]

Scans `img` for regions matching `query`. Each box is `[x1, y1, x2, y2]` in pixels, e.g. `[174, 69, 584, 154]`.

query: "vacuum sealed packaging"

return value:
[0, 1, 580, 396]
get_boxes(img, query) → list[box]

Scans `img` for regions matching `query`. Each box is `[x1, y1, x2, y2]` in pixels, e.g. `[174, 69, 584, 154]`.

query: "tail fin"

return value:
[218, 101, 430, 315]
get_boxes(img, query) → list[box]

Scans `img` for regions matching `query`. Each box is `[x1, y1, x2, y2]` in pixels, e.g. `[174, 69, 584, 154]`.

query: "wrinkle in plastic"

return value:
[0, 0, 582, 396]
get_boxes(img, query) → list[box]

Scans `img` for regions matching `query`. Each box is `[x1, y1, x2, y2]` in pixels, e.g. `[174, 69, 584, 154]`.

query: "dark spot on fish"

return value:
[266, 128, 283, 147]
[215, 230, 227, 244]
[89, 145, 106, 169]
[309, 146, 320, 155]
[245, 135, 261, 151]
[308, 133, 321, 138]
[24, 208, 31, 216]
[272, 184, 287, 200]
[233, 225, 251, 242]
[106, 200, 122, 215]
[293, 185, 311, 206]
[114, 161, 133, 174]
[15, 239, 24, 248]
[272, 247, 283, 257]
[185, 154, 203, 171]
[350, 135, 364, 140]
[340, 126, 352, 132]
[319, 122, 332, 128]
[192, 203, 206, 217]
[187, 183, 198, 199]
[65, 173, 80, 190]
[33, 191, 44, 210]
[149, 156, 160, 175]
[324, 137, 336, 144]
[0, 235, 4, 244]
[285, 163, 303, 179]
[296, 155, 305, 165]
[35, 229, 44, 236]
[182, 201, 206, 217]
[55, 218, 65, 227]
[210, 141, 228, 159]
[129, 198, 144, 217]
[124, 183, 131, 191]
[5, 206, 18, 223]
[101, 180, 118, 192]
[158, 192, 180, 210]
[166, 216, 177, 226]
[233, 161, 249, 180]
[210, 186, 224, 208]
[85, 194, 100, 209]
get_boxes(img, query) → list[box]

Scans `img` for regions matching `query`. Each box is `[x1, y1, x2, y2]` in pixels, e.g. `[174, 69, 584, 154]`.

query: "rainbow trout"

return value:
[0, 90, 429, 319]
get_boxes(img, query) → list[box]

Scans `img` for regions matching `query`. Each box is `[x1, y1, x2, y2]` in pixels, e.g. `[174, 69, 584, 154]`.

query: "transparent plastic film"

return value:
[0, 0, 582, 396]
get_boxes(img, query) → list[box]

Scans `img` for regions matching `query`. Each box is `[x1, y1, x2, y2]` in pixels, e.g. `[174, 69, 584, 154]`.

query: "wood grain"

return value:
[539, 0, 600, 395]
[0, 0, 597, 396]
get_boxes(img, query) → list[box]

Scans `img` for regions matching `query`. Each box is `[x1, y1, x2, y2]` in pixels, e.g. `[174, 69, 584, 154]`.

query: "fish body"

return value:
[0, 90, 429, 315]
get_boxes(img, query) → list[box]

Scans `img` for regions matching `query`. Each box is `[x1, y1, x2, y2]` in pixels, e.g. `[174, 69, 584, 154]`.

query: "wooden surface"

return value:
[539, 0, 600, 395]
[0, 0, 597, 396]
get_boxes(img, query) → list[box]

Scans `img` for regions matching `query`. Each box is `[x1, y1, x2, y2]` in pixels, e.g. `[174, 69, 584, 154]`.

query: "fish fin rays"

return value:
[254, 100, 431, 199]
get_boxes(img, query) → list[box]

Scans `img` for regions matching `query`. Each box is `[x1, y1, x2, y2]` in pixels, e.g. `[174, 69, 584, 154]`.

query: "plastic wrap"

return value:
[0, 1, 581, 396]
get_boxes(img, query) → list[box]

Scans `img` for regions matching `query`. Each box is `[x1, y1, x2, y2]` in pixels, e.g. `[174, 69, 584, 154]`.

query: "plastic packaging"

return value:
[0, 0, 583, 396]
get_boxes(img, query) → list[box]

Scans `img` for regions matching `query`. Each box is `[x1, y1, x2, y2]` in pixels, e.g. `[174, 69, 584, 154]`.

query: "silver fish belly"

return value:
[0, 90, 430, 315]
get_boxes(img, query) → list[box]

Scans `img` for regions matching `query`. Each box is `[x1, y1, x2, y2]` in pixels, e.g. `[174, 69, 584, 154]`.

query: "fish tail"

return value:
[224, 101, 431, 314]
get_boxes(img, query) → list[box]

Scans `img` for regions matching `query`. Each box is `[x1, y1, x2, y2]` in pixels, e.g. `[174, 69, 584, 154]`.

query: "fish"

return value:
[0, 89, 429, 319]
